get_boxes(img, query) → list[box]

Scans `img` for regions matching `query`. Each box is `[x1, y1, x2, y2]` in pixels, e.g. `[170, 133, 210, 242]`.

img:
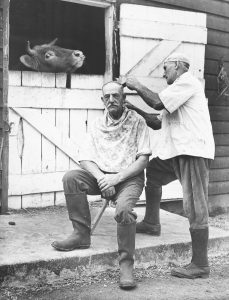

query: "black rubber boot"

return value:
[117, 222, 136, 290]
[171, 228, 210, 279]
[51, 193, 91, 251]
[136, 187, 161, 235]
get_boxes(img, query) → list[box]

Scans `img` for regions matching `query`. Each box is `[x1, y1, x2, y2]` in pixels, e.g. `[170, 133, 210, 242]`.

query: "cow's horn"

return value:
[26, 41, 36, 55]
[48, 38, 58, 46]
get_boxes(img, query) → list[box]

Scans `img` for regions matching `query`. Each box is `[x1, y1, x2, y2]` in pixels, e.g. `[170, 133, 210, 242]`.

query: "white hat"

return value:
[164, 52, 190, 65]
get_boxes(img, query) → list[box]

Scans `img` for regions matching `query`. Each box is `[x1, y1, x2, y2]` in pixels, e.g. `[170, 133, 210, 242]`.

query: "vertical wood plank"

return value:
[87, 109, 104, 131]
[21, 109, 42, 174]
[8, 195, 22, 209]
[55, 109, 70, 171]
[8, 109, 21, 175]
[55, 191, 66, 206]
[22, 193, 42, 208]
[104, 5, 114, 82]
[41, 109, 56, 173]
[69, 109, 87, 169]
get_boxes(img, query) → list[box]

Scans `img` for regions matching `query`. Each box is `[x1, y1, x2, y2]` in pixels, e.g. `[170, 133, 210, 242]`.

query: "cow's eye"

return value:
[45, 51, 55, 59]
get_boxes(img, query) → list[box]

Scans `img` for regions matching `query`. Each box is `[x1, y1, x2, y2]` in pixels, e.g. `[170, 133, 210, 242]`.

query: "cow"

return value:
[20, 38, 85, 73]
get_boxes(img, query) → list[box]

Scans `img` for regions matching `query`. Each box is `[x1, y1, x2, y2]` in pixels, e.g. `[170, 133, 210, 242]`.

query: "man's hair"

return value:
[102, 81, 124, 93]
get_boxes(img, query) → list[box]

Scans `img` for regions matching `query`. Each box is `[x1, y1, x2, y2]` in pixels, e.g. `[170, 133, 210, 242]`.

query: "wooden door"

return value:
[119, 4, 207, 200]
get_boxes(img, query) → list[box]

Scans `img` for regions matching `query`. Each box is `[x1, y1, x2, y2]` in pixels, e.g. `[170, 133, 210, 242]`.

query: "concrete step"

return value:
[0, 206, 229, 285]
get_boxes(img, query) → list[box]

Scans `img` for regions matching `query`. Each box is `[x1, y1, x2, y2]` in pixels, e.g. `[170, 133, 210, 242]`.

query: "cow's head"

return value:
[20, 38, 85, 73]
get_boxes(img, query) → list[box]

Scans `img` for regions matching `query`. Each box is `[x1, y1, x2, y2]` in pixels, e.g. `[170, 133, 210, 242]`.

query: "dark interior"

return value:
[9, 0, 106, 74]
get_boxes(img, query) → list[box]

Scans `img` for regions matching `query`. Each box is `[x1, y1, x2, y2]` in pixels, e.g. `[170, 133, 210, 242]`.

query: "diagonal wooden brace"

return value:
[91, 198, 109, 235]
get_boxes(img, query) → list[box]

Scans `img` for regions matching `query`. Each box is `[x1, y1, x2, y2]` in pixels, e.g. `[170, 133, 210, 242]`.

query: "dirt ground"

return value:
[1, 211, 229, 300]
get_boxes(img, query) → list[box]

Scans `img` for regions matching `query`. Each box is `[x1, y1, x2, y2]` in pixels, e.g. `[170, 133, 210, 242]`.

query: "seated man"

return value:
[52, 81, 152, 289]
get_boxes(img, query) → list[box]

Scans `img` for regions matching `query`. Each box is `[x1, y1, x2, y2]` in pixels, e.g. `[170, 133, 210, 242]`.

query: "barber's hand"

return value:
[125, 76, 140, 91]
[98, 174, 121, 192]
[102, 186, 116, 199]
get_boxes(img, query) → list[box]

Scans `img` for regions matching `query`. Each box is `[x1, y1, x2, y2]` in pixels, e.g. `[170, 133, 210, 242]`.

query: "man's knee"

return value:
[62, 169, 86, 194]
[114, 205, 137, 224]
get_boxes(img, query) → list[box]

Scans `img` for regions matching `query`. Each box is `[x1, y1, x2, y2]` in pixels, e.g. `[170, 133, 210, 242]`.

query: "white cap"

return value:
[164, 52, 190, 65]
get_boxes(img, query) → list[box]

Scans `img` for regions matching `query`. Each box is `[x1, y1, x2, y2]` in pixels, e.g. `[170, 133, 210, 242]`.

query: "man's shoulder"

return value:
[128, 109, 146, 124]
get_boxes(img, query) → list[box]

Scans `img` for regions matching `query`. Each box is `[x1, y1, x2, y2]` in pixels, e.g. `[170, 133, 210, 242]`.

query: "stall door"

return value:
[119, 4, 207, 200]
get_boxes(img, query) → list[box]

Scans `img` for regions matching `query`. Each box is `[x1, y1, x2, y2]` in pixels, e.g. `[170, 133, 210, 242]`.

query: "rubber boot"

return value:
[171, 228, 210, 279]
[136, 187, 161, 236]
[51, 193, 91, 251]
[117, 222, 136, 290]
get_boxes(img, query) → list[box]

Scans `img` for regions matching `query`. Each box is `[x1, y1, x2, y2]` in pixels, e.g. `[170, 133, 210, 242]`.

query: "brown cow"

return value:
[20, 38, 85, 73]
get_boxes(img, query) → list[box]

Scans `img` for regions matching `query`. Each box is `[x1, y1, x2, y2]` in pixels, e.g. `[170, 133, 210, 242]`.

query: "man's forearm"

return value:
[118, 155, 149, 183]
[80, 160, 104, 180]
[135, 85, 164, 111]
[127, 104, 161, 130]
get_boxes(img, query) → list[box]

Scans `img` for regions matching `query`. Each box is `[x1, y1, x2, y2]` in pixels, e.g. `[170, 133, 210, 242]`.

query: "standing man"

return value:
[52, 81, 152, 289]
[125, 53, 215, 279]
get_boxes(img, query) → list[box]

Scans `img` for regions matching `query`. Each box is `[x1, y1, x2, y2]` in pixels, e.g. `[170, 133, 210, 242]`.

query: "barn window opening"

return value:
[9, 0, 106, 75]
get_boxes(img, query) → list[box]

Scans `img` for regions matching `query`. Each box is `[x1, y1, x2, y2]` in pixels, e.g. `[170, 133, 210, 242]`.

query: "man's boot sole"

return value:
[136, 229, 161, 236]
[171, 270, 209, 279]
[51, 243, 90, 251]
[119, 282, 137, 290]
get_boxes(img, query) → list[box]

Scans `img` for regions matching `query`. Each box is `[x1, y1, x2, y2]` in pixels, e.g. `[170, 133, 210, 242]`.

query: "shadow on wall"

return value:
[9, 0, 106, 75]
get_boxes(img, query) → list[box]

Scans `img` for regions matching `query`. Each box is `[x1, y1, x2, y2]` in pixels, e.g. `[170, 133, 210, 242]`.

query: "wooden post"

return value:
[104, 4, 115, 82]
[0, 0, 9, 213]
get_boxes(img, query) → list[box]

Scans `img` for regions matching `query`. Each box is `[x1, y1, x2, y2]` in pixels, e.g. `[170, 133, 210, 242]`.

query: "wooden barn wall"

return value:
[118, 0, 229, 212]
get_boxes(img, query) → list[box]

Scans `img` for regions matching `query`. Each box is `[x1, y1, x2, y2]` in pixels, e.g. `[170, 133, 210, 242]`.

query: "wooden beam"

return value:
[8, 86, 104, 109]
[126, 40, 181, 77]
[60, 0, 115, 8]
[104, 4, 115, 82]
[120, 19, 207, 44]
[9, 172, 66, 195]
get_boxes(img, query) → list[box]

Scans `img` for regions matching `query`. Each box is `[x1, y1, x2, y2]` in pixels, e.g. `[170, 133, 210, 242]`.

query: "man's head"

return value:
[101, 81, 126, 120]
[163, 52, 190, 85]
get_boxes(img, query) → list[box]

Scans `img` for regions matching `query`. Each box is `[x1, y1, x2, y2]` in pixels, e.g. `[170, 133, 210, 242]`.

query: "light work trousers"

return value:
[63, 168, 144, 224]
[146, 156, 211, 229]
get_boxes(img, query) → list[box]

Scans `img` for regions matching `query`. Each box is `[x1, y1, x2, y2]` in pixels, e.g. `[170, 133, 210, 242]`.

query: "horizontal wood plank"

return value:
[212, 121, 229, 134]
[147, 0, 229, 19]
[209, 106, 229, 121]
[208, 29, 229, 48]
[120, 3, 206, 26]
[211, 157, 229, 169]
[59, 0, 115, 8]
[120, 19, 207, 44]
[9, 172, 65, 195]
[207, 91, 229, 106]
[8, 86, 104, 109]
[214, 134, 229, 146]
[210, 168, 229, 182]
[206, 44, 229, 61]
[205, 60, 229, 77]
[215, 145, 229, 157]
[209, 181, 229, 195]
[207, 14, 229, 33]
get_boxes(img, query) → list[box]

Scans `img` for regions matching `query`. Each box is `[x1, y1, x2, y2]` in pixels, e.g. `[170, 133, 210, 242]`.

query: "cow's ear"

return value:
[20, 55, 38, 71]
